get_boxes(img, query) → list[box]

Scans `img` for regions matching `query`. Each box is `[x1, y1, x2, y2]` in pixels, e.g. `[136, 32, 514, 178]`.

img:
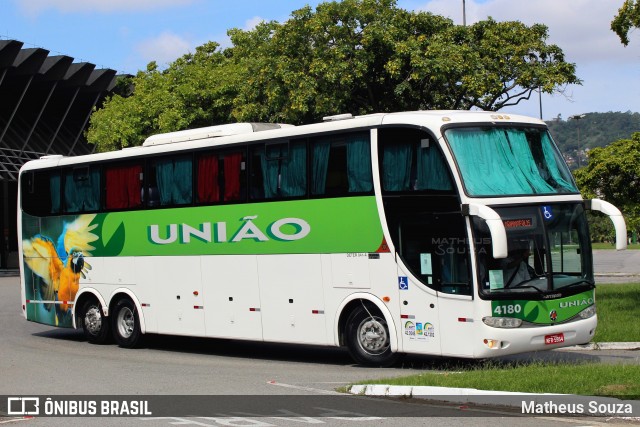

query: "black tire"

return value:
[111, 298, 142, 348]
[345, 304, 398, 367]
[79, 298, 110, 344]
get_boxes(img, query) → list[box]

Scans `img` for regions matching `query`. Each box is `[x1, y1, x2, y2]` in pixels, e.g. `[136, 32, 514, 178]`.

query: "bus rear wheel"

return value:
[80, 299, 110, 344]
[111, 298, 142, 348]
[345, 304, 397, 367]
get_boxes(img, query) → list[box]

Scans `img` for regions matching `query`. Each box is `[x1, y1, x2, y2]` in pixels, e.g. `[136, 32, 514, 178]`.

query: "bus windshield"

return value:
[445, 126, 578, 197]
[473, 203, 594, 297]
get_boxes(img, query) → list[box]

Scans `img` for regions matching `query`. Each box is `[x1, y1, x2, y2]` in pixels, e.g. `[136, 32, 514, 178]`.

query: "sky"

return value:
[2, 0, 639, 121]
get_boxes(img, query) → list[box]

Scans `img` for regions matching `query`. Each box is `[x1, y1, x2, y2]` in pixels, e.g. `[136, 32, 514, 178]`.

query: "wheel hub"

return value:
[358, 318, 388, 354]
[84, 307, 102, 335]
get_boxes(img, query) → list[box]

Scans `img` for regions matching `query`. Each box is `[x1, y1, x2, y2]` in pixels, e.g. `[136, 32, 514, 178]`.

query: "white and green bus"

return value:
[18, 111, 626, 366]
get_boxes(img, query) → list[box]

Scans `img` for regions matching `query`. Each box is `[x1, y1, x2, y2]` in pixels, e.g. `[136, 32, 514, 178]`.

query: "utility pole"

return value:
[463, 0, 467, 26]
[569, 114, 586, 167]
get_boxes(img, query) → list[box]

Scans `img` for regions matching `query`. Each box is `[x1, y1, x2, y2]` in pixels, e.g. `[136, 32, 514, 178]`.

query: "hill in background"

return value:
[545, 111, 640, 169]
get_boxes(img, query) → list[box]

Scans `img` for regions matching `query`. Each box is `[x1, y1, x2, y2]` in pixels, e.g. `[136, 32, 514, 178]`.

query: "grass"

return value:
[347, 283, 640, 399]
[592, 242, 640, 249]
[594, 283, 640, 342]
[353, 362, 640, 399]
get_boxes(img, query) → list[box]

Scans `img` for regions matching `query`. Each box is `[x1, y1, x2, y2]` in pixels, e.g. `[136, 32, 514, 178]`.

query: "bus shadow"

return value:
[31, 328, 612, 370]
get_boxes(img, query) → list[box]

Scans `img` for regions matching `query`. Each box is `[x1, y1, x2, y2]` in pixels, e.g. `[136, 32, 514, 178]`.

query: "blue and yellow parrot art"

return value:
[22, 214, 99, 325]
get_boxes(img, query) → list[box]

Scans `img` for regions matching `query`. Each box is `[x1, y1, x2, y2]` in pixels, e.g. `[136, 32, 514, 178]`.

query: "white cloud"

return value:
[244, 16, 265, 31]
[410, 0, 640, 118]
[416, 0, 640, 64]
[16, 0, 195, 16]
[135, 32, 192, 67]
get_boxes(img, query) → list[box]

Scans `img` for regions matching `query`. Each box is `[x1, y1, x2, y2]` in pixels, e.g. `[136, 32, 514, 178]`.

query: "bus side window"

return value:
[196, 149, 245, 204]
[104, 162, 143, 210]
[149, 154, 193, 206]
[310, 132, 372, 197]
[21, 170, 60, 216]
[250, 141, 306, 200]
[379, 128, 454, 193]
[63, 166, 101, 213]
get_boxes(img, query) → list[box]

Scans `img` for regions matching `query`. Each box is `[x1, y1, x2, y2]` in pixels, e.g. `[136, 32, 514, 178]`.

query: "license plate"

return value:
[545, 333, 565, 345]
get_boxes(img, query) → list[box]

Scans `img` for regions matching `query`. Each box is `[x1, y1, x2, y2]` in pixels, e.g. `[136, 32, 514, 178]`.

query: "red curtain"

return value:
[224, 152, 243, 201]
[198, 154, 219, 203]
[105, 165, 142, 209]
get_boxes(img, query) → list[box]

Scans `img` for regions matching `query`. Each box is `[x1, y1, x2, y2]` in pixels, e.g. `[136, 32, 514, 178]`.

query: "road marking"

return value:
[266, 381, 342, 395]
[0, 418, 32, 425]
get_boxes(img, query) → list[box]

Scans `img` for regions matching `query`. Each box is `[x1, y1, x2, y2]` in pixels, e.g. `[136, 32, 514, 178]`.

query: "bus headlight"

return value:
[579, 304, 596, 319]
[482, 316, 522, 328]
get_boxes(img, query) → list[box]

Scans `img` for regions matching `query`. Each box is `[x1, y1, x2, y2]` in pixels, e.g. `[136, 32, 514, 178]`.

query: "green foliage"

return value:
[547, 111, 640, 170]
[574, 132, 640, 236]
[612, 0, 640, 46]
[88, 42, 239, 151]
[87, 0, 580, 151]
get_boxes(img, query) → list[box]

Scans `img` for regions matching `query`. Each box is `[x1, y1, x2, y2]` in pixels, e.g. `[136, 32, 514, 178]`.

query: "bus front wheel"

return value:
[345, 305, 398, 367]
[111, 298, 142, 348]
[80, 299, 110, 344]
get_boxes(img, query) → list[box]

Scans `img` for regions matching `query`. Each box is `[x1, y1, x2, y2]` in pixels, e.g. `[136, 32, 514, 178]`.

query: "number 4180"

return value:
[494, 304, 522, 315]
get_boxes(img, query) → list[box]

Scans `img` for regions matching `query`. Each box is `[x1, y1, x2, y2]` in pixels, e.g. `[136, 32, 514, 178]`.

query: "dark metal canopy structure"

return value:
[0, 39, 120, 270]
[0, 39, 118, 181]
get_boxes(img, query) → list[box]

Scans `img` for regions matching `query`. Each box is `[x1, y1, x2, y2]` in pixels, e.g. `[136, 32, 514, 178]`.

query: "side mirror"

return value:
[462, 203, 508, 259]
[586, 199, 627, 251]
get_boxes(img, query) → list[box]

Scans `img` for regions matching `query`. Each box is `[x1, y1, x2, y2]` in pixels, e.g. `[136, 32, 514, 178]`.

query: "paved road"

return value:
[0, 274, 638, 426]
[594, 249, 640, 283]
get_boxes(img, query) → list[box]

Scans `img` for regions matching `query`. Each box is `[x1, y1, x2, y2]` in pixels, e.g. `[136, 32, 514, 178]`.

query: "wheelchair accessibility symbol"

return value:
[542, 205, 553, 221]
[398, 276, 409, 290]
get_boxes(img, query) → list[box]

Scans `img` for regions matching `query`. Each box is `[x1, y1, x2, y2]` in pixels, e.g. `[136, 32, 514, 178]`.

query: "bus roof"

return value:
[19, 110, 545, 172]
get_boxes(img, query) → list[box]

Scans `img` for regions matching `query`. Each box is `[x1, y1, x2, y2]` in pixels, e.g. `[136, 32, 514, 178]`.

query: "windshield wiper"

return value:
[505, 281, 545, 293]
[555, 278, 594, 290]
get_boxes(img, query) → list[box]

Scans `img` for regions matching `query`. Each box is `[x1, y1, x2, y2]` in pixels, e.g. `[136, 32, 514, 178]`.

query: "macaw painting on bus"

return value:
[22, 214, 98, 327]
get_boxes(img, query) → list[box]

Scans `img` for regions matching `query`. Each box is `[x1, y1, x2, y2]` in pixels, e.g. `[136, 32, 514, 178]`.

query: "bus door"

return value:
[395, 213, 447, 356]
[433, 215, 474, 357]
[395, 212, 474, 356]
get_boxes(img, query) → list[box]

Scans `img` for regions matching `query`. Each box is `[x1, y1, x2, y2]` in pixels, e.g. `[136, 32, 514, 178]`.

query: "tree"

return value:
[87, 0, 580, 151]
[574, 132, 640, 238]
[87, 42, 240, 151]
[612, 0, 640, 46]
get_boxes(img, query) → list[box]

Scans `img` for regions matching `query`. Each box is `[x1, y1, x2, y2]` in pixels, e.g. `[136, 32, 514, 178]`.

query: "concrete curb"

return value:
[348, 384, 640, 416]
[558, 342, 640, 351]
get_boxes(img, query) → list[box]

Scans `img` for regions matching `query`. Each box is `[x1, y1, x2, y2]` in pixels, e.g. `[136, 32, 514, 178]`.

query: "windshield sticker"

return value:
[542, 206, 554, 221]
[489, 270, 504, 290]
[420, 253, 432, 275]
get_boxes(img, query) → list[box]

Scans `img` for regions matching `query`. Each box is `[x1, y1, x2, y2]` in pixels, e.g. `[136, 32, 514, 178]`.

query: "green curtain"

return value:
[448, 129, 539, 195]
[416, 145, 453, 191]
[311, 140, 330, 195]
[447, 128, 578, 196]
[260, 143, 307, 198]
[504, 129, 555, 193]
[346, 134, 373, 192]
[382, 143, 413, 191]
[156, 157, 193, 205]
[280, 142, 306, 197]
[64, 168, 100, 212]
[260, 145, 281, 198]
[540, 132, 577, 192]
[49, 173, 60, 214]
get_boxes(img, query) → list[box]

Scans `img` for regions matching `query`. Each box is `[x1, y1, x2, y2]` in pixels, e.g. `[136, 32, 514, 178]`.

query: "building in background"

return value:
[0, 39, 118, 270]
